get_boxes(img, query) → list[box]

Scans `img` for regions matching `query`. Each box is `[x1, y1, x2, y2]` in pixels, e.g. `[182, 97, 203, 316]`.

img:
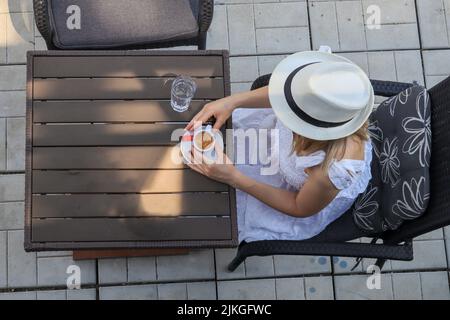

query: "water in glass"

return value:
[171, 76, 197, 112]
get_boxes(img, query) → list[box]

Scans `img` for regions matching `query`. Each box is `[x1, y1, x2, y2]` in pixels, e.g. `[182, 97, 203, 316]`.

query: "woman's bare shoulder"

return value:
[341, 135, 365, 161]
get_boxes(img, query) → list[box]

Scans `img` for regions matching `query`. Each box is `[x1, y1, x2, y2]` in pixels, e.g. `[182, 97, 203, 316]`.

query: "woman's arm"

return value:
[188, 145, 339, 218]
[229, 86, 271, 109]
[186, 86, 271, 130]
[231, 166, 339, 218]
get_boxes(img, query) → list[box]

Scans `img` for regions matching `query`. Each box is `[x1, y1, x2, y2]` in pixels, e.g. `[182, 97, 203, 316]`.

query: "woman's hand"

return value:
[185, 96, 236, 131]
[187, 143, 238, 186]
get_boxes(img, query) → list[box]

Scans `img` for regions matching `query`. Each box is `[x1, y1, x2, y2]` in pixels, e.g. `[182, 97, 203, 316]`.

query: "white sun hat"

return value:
[268, 50, 374, 141]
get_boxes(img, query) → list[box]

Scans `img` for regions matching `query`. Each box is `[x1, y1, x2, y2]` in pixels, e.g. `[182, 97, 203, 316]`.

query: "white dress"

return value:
[232, 108, 373, 243]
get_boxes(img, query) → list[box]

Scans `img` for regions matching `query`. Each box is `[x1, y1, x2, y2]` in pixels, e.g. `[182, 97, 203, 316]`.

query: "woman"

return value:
[185, 51, 374, 242]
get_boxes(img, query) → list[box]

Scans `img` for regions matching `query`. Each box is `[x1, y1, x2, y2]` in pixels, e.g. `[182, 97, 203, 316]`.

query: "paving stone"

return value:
[336, 1, 367, 51]
[0, 91, 26, 118]
[275, 277, 305, 300]
[37, 256, 96, 287]
[256, 26, 310, 54]
[445, 239, 450, 268]
[304, 276, 334, 300]
[362, 0, 417, 24]
[273, 255, 331, 276]
[254, 2, 308, 28]
[216, 0, 252, 4]
[309, 1, 340, 51]
[0, 231, 6, 288]
[127, 257, 157, 283]
[156, 250, 215, 281]
[37, 290, 67, 300]
[415, 228, 444, 241]
[339, 52, 369, 73]
[0, 290, 36, 300]
[390, 240, 447, 271]
[392, 272, 422, 300]
[34, 36, 47, 50]
[394, 51, 425, 85]
[231, 82, 252, 94]
[7, 230, 36, 288]
[0, 202, 24, 230]
[230, 56, 259, 83]
[426, 75, 448, 88]
[420, 271, 450, 300]
[445, 226, 450, 238]
[100, 284, 157, 300]
[0, 65, 26, 91]
[333, 256, 363, 274]
[0, 13, 6, 63]
[66, 288, 97, 300]
[367, 51, 398, 81]
[217, 278, 276, 299]
[157, 283, 187, 300]
[244, 255, 274, 277]
[215, 248, 245, 280]
[258, 54, 288, 75]
[0, 174, 24, 204]
[365, 24, 420, 50]
[187, 281, 217, 300]
[0, 118, 5, 171]
[37, 251, 72, 257]
[423, 50, 450, 76]
[98, 258, 127, 285]
[228, 4, 256, 55]
[6, 12, 34, 64]
[417, 0, 450, 49]
[206, 5, 229, 50]
[6, 117, 25, 171]
[335, 274, 394, 300]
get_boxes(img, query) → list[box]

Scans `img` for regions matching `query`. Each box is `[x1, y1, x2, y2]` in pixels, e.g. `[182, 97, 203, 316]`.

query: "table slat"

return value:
[32, 170, 228, 193]
[33, 100, 208, 123]
[33, 123, 187, 146]
[32, 193, 230, 218]
[32, 217, 232, 242]
[33, 56, 224, 78]
[33, 78, 224, 100]
[33, 146, 187, 169]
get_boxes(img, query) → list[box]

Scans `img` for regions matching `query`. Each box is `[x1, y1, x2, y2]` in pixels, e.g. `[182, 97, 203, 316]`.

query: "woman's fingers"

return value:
[212, 116, 226, 130]
[185, 108, 214, 130]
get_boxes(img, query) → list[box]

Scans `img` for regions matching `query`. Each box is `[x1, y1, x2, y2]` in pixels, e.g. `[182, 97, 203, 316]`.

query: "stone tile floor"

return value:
[0, 0, 449, 300]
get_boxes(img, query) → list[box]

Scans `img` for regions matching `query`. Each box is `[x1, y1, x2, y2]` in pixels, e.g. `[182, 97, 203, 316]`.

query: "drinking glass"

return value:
[170, 76, 197, 112]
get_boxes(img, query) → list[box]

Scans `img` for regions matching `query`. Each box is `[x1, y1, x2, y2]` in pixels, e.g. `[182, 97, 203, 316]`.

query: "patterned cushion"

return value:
[352, 85, 431, 232]
[48, 0, 199, 49]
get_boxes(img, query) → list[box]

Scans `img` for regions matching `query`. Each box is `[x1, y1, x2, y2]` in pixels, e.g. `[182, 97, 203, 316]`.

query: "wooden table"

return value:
[25, 50, 237, 251]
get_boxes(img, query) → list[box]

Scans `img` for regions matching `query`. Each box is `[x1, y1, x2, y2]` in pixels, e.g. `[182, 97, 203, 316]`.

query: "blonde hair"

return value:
[292, 121, 369, 170]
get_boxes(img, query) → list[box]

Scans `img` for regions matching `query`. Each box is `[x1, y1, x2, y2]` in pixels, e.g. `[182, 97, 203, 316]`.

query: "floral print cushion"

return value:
[352, 85, 431, 232]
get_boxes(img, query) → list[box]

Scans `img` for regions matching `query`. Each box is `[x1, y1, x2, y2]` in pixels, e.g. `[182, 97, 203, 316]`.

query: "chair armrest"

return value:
[251, 74, 416, 98]
[370, 79, 415, 97]
[228, 239, 413, 271]
[198, 0, 214, 33]
[33, 0, 51, 44]
[251, 74, 271, 90]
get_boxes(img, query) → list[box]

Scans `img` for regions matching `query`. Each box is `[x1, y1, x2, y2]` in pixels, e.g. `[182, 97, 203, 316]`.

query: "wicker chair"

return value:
[33, 0, 214, 50]
[228, 74, 450, 272]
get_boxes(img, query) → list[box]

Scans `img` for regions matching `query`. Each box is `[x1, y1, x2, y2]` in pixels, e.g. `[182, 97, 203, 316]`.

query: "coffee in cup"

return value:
[193, 130, 215, 152]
